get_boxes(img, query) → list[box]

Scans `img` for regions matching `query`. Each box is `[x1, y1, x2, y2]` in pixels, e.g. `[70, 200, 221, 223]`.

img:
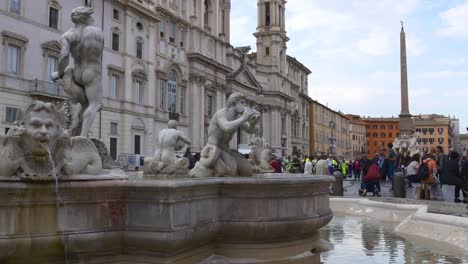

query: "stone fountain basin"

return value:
[0, 174, 333, 264]
[330, 198, 468, 256]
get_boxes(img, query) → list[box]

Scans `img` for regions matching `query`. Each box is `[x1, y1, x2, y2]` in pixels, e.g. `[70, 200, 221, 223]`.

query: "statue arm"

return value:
[217, 114, 249, 134]
[178, 133, 192, 146]
[55, 34, 71, 79]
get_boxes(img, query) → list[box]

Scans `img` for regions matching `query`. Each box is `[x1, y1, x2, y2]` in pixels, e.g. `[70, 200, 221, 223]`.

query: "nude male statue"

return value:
[51, 6, 104, 137]
[153, 120, 192, 164]
[189, 92, 260, 177]
[144, 120, 192, 176]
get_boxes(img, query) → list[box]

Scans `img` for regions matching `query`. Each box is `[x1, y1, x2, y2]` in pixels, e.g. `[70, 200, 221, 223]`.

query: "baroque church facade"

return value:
[0, 0, 311, 159]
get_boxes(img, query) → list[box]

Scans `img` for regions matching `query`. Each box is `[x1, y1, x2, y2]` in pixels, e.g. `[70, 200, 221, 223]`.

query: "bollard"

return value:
[393, 172, 406, 198]
[331, 171, 344, 196]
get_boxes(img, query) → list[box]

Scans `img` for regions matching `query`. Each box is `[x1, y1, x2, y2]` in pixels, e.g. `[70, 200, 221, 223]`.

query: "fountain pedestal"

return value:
[0, 174, 333, 263]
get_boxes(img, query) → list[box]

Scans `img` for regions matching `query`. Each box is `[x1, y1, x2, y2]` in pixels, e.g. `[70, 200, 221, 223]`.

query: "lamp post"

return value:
[329, 121, 336, 155]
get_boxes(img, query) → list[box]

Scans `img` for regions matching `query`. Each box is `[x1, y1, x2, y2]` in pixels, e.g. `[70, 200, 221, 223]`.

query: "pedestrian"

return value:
[420, 154, 437, 200]
[304, 157, 313, 175]
[269, 156, 282, 173]
[405, 153, 420, 188]
[314, 155, 330, 176]
[442, 151, 468, 203]
[353, 158, 361, 180]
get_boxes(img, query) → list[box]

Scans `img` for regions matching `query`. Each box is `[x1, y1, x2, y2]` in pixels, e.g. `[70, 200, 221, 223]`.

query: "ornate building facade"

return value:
[362, 117, 400, 155]
[0, 0, 310, 159]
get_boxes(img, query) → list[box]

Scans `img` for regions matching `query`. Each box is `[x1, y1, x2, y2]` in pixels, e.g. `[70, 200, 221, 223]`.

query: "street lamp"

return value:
[329, 121, 336, 155]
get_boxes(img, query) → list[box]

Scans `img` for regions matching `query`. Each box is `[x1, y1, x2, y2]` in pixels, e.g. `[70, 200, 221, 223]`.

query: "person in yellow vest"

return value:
[340, 157, 348, 176]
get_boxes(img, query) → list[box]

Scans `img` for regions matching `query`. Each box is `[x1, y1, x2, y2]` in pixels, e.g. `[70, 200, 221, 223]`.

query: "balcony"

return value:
[168, 112, 179, 121]
[29, 79, 67, 100]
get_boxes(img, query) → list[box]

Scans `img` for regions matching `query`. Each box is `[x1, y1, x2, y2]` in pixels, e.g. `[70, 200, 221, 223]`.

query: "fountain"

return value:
[0, 7, 334, 263]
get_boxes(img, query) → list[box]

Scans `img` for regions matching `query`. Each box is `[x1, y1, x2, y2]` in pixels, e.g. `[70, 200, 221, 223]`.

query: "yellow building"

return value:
[309, 101, 350, 157]
[414, 114, 451, 153]
[346, 115, 367, 158]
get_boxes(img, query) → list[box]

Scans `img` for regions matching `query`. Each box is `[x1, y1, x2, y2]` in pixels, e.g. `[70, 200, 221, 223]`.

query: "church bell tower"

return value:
[254, 0, 289, 73]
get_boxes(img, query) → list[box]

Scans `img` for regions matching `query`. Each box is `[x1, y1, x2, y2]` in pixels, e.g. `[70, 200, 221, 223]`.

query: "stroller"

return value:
[359, 181, 381, 197]
[359, 162, 382, 197]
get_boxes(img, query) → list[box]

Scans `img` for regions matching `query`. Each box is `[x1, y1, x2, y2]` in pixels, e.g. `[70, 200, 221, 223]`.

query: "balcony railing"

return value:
[30, 79, 66, 98]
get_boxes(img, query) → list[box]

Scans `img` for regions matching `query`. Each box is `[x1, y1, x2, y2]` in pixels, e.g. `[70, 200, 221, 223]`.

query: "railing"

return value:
[169, 112, 179, 121]
[30, 78, 66, 98]
[0, 74, 65, 99]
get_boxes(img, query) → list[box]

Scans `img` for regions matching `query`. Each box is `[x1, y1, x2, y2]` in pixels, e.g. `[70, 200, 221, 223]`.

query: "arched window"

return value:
[167, 71, 177, 113]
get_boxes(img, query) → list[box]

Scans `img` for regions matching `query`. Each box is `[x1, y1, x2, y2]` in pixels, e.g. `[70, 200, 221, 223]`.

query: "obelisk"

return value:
[398, 21, 414, 136]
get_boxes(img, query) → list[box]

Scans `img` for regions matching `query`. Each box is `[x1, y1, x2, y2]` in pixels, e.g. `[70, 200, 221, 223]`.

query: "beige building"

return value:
[0, 0, 311, 159]
[346, 115, 366, 158]
[414, 114, 452, 153]
[461, 134, 468, 157]
[309, 100, 350, 157]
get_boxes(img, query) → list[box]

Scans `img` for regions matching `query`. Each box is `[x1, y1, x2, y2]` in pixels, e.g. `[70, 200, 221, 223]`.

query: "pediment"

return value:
[41, 40, 61, 52]
[228, 66, 262, 90]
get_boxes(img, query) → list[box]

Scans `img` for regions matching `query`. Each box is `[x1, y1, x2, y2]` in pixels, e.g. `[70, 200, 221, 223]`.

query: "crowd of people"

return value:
[265, 144, 468, 203]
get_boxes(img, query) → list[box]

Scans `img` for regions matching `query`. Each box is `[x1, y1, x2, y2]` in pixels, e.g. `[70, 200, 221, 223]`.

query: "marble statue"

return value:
[393, 132, 420, 157]
[51, 6, 104, 137]
[189, 92, 260, 177]
[144, 120, 192, 176]
[0, 101, 102, 181]
[249, 137, 274, 172]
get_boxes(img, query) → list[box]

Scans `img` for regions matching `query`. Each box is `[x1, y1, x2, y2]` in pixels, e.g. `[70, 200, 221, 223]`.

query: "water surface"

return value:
[320, 214, 468, 264]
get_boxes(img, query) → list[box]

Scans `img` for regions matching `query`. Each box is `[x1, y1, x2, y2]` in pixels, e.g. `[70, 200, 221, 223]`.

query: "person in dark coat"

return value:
[442, 151, 468, 203]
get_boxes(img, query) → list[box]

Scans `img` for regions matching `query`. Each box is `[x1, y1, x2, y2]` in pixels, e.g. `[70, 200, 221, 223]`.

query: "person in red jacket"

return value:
[359, 160, 382, 197]
[269, 156, 282, 173]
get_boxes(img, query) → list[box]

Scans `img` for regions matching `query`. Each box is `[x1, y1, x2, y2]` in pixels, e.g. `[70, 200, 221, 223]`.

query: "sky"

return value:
[230, 0, 468, 133]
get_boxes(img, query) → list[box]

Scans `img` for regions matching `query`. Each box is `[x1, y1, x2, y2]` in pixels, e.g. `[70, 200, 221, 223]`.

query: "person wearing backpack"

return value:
[359, 159, 382, 197]
[442, 151, 468, 203]
[420, 154, 436, 200]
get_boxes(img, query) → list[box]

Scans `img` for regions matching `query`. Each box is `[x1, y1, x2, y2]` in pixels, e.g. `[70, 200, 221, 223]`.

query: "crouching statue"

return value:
[249, 138, 274, 173]
[0, 101, 102, 181]
[144, 120, 192, 177]
[189, 92, 260, 177]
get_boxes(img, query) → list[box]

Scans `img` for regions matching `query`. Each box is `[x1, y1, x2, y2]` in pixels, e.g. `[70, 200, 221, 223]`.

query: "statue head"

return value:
[71, 6, 94, 25]
[20, 101, 62, 156]
[168, 120, 178, 129]
[227, 92, 248, 114]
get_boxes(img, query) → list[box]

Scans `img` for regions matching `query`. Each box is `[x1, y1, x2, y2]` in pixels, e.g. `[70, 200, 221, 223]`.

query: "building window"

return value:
[169, 21, 176, 43]
[380, 133, 386, 138]
[46, 56, 58, 94]
[84, 0, 92, 7]
[136, 41, 143, 59]
[373, 125, 378, 129]
[113, 9, 120, 20]
[265, 2, 270, 26]
[110, 138, 117, 160]
[136, 22, 143, 32]
[110, 122, 118, 135]
[7, 45, 19, 75]
[373, 133, 378, 137]
[110, 74, 119, 99]
[388, 125, 393, 130]
[160, 20, 165, 38]
[180, 29, 185, 47]
[135, 80, 143, 104]
[112, 33, 119, 51]
[159, 80, 166, 110]
[134, 134, 141, 154]
[265, 47, 270, 56]
[281, 116, 286, 134]
[5, 107, 18, 123]
[380, 125, 386, 129]
[49, 7, 59, 29]
[206, 95, 213, 116]
[204, 0, 211, 27]
[10, 0, 21, 14]
[167, 71, 177, 113]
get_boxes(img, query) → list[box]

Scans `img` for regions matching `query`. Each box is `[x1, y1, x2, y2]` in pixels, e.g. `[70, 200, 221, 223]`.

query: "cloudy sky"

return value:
[230, 0, 468, 133]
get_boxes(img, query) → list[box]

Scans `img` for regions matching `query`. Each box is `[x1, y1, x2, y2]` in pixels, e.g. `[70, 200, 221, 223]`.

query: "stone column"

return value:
[400, 25, 409, 115]
[224, 2, 231, 43]
[189, 75, 206, 152]
[398, 23, 414, 136]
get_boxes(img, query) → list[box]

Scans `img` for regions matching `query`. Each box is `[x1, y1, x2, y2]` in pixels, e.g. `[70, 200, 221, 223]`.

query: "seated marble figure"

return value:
[0, 101, 102, 180]
[189, 92, 260, 177]
[144, 120, 192, 176]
